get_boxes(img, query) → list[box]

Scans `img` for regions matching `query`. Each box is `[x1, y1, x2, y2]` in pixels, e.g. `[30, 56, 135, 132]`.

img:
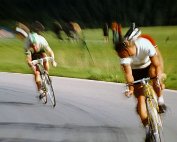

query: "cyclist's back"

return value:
[25, 33, 50, 57]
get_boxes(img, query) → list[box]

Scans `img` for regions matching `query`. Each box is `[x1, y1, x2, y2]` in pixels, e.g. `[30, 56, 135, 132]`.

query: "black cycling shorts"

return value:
[132, 65, 150, 81]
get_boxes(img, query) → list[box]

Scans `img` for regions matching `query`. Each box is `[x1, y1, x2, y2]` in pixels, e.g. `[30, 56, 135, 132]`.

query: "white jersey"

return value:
[24, 33, 50, 55]
[120, 37, 157, 69]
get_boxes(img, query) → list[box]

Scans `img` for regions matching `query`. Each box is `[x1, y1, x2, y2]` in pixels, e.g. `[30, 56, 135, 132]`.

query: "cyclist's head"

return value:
[115, 23, 140, 57]
[116, 40, 134, 58]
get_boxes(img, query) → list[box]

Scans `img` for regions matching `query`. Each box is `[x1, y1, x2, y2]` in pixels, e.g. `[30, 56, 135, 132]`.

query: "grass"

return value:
[0, 26, 177, 89]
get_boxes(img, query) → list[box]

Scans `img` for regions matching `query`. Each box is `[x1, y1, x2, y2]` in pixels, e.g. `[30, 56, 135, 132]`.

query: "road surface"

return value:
[0, 72, 177, 142]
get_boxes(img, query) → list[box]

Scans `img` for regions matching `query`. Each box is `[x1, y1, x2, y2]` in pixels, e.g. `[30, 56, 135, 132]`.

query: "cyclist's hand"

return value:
[124, 89, 133, 98]
[156, 75, 165, 90]
[28, 61, 36, 71]
[52, 60, 57, 67]
[159, 73, 166, 90]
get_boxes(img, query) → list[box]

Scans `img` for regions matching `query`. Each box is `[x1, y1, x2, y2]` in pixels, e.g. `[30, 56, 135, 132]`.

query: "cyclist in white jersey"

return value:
[115, 24, 166, 141]
[16, 23, 57, 97]
[25, 33, 57, 97]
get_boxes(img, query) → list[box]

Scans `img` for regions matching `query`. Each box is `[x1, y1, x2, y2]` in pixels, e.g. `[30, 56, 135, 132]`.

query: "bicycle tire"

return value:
[43, 72, 56, 107]
[40, 74, 48, 104]
[158, 124, 165, 142]
[147, 98, 164, 142]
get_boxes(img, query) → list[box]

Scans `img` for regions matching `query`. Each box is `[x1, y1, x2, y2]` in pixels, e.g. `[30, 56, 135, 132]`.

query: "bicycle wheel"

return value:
[43, 72, 56, 107]
[40, 74, 48, 104]
[147, 99, 164, 142]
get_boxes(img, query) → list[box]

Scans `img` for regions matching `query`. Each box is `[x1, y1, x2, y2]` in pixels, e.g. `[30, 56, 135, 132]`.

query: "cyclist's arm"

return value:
[39, 35, 57, 67]
[156, 48, 164, 73]
[150, 55, 162, 78]
[121, 64, 134, 92]
[40, 36, 55, 60]
[45, 45, 55, 59]
[44, 45, 57, 67]
[150, 54, 165, 92]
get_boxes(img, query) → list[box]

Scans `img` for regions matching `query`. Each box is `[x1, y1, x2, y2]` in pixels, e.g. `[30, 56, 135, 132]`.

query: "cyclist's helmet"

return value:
[28, 33, 37, 45]
[115, 23, 141, 52]
[15, 22, 30, 38]
[124, 22, 141, 41]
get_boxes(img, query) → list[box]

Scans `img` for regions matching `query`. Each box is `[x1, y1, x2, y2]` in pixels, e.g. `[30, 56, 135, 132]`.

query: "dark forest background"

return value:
[0, 0, 177, 29]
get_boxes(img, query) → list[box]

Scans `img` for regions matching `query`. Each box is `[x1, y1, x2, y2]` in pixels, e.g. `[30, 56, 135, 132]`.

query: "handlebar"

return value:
[129, 77, 151, 85]
[31, 57, 54, 66]
[126, 76, 161, 89]
[125, 77, 152, 98]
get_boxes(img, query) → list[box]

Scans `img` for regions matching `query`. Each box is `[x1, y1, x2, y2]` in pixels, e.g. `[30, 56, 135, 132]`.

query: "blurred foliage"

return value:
[0, 0, 177, 29]
[0, 26, 177, 90]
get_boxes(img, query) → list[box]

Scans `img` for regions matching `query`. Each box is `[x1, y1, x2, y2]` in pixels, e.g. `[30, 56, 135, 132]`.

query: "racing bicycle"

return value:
[126, 77, 164, 142]
[32, 57, 56, 107]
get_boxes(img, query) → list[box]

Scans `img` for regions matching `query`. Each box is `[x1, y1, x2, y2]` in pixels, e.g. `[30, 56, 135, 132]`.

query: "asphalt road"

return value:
[0, 72, 177, 142]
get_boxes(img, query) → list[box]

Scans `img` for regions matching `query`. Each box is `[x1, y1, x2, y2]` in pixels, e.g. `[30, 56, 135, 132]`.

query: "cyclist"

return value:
[114, 23, 166, 141]
[16, 23, 57, 99]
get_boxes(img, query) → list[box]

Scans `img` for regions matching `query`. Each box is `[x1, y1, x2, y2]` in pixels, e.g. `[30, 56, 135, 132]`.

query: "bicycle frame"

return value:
[127, 77, 164, 142]
[32, 57, 56, 107]
[143, 83, 164, 142]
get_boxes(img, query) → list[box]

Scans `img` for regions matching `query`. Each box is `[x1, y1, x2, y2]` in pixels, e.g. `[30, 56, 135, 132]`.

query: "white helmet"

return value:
[124, 23, 141, 41]
[16, 27, 28, 37]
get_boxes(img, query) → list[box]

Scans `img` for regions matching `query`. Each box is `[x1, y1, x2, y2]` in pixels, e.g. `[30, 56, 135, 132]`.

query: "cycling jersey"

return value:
[120, 37, 157, 69]
[140, 34, 157, 48]
[24, 33, 50, 57]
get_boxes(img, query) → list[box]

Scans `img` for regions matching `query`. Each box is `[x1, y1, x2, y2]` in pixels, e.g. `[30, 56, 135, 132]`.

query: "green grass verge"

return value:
[0, 26, 177, 89]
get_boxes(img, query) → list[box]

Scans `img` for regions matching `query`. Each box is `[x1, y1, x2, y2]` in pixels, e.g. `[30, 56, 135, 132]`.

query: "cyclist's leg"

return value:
[135, 87, 148, 126]
[132, 67, 149, 126]
[156, 47, 164, 73]
[132, 67, 150, 140]
[134, 88, 150, 141]
[32, 61, 43, 95]
[34, 68, 47, 100]
[149, 65, 166, 113]
[149, 65, 161, 97]
[30, 54, 43, 92]
[34, 70, 42, 91]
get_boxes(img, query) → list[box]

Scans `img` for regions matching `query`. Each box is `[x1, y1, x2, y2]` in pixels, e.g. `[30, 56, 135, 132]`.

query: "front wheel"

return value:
[40, 74, 48, 104]
[147, 99, 164, 142]
[43, 72, 56, 107]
